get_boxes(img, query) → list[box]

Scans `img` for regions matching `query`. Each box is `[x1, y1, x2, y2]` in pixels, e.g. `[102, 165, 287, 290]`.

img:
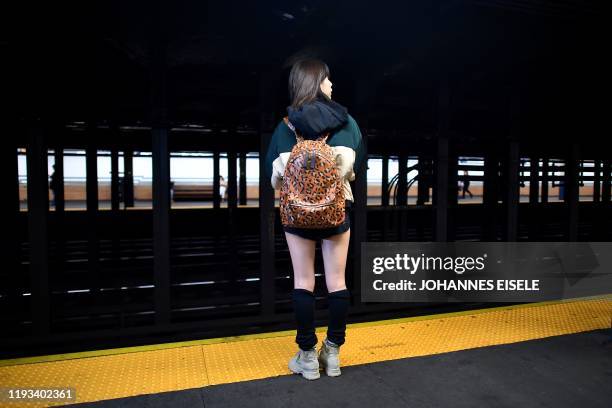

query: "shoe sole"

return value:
[288, 359, 320, 380]
[323, 367, 341, 377]
[318, 357, 341, 377]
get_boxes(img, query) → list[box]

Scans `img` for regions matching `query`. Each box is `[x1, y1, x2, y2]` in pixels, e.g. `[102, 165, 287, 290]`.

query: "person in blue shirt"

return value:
[264, 58, 366, 380]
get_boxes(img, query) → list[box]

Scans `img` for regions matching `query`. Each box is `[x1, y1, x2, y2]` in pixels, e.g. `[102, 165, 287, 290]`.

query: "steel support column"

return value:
[258, 69, 277, 316]
[565, 143, 580, 241]
[505, 140, 519, 241]
[26, 123, 50, 335]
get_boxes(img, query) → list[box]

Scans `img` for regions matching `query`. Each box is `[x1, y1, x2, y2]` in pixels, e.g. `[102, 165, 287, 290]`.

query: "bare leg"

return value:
[285, 232, 318, 351]
[321, 228, 351, 347]
[321, 228, 351, 292]
[285, 232, 317, 291]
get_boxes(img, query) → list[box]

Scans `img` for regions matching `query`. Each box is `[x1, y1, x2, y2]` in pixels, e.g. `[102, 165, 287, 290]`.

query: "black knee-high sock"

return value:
[292, 288, 317, 351]
[327, 288, 350, 346]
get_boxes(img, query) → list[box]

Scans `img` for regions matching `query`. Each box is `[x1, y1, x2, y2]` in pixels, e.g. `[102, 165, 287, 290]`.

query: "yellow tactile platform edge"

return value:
[0, 296, 610, 407]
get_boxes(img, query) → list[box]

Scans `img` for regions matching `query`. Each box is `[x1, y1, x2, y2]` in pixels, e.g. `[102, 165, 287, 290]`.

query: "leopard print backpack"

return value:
[280, 116, 346, 229]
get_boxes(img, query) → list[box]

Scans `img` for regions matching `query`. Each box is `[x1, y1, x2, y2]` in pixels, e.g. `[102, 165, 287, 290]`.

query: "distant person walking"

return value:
[219, 175, 227, 203]
[461, 169, 473, 199]
[49, 165, 61, 207]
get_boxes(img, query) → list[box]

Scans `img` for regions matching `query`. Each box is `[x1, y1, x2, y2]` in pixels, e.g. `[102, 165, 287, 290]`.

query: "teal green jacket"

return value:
[264, 114, 366, 192]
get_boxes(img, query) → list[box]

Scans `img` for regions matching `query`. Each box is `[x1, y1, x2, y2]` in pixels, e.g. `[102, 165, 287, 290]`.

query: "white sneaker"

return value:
[318, 338, 341, 377]
[288, 347, 321, 380]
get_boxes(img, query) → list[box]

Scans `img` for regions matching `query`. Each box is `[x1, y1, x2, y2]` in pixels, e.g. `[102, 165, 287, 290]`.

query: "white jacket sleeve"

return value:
[270, 152, 291, 190]
[333, 146, 356, 182]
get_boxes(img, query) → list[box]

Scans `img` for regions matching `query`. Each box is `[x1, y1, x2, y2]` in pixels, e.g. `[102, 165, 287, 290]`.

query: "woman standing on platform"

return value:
[264, 58, 366, 380]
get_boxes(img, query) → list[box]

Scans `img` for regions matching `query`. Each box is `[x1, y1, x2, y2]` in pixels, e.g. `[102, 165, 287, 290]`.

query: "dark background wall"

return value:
[0, 0, 609, 359]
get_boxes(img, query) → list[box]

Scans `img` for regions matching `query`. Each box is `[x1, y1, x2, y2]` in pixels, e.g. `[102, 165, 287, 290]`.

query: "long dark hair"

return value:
[288, 59, 331, 109]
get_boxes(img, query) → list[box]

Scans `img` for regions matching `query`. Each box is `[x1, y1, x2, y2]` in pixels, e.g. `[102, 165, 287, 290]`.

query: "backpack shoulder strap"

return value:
[283, 116, 304, 142]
